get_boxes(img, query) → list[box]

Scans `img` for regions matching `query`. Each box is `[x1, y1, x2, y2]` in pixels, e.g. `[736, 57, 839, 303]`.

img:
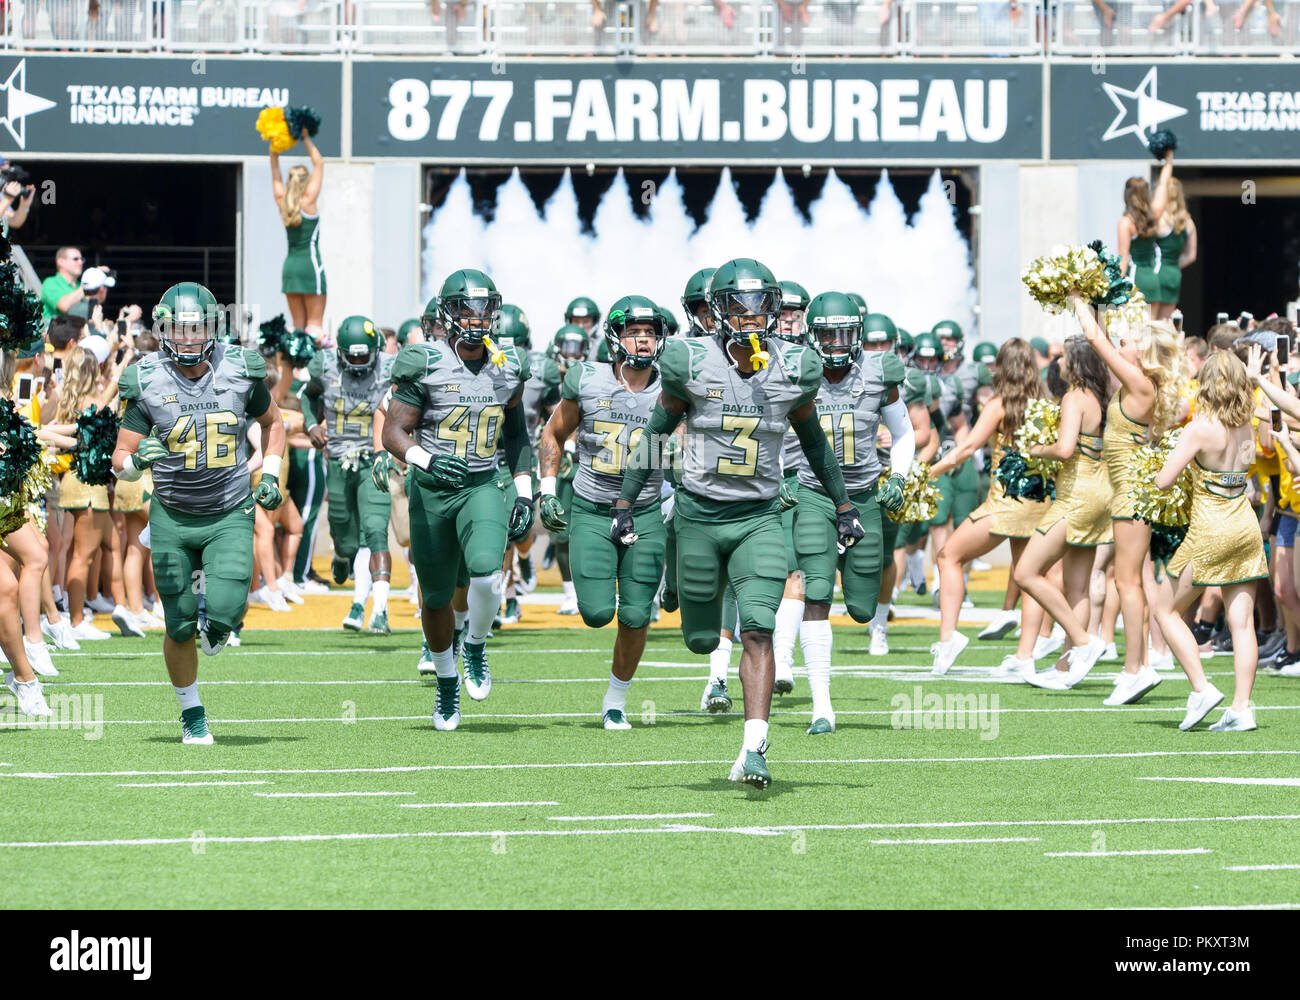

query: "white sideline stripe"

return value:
[398, 801, 559, 809]
[117, 780, 270, 788]
[548, 812, 714, 821]
[1107, 903, 1300, 911]
[7, 751, 1300, 780]
[1138, 776, 1300, 787]
[871, 837, 1041, 845]
[255, 791, 415, 798]
[1045, 848, 1212, 858]
[1224, 863, 1300, 871]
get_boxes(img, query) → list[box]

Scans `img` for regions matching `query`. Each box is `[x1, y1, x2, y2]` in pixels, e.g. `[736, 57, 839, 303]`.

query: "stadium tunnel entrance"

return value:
[11, 160, 241, 318]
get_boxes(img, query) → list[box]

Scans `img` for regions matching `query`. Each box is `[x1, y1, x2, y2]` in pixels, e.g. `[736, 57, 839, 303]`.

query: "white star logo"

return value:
[0, 59, 56, 150]
[1101, 67, 1188, 149]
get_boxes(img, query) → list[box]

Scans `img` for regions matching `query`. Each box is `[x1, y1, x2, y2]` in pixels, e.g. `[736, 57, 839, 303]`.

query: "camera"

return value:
[0, 163, 33, 192]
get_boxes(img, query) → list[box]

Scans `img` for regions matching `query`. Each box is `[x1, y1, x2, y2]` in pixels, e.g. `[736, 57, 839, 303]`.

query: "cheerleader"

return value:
[1073, 298, 1188, 690]
[271, 134, 326, 344]
[1012, 335, 1114, 689]
[1154, 350, 1269, 732]
[927, 338, 1050, 675]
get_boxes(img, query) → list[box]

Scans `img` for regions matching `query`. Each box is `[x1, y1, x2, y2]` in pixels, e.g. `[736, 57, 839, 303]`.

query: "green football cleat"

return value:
[501, 598, 520, 625]
[740, 744, 771, 790]
[180, 705, 213, 745]
[700, 679, 732, 714]
[807, 716, 835, 735]
[369, 611, 390, 635]
[432, 673, 461, 731]
[462, 641, 491, 701]
[602, 708, 632, 730]
[331, 556, 351, 586]
[417, 641, 435, 676]
[342, 602, 365, 631]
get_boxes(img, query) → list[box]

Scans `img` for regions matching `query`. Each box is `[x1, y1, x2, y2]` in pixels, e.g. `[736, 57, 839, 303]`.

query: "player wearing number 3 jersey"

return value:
[615, 259, 865, 791]
[382, 269, 533, 732]
[298, 315, 396, 633]
[113, 282, 287, 746]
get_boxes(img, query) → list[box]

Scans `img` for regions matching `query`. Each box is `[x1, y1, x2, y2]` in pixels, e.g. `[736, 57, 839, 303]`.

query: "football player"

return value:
[538, 295, 667, 730]
[613, 259, 865, 790]
[382, 270, 533, 730]
[113, 282, 286, 745]
[680, 268, 716, 338]
[299, 316, 396, 634]
[547, 323, 591, 615]
[794, 294, 912, 732]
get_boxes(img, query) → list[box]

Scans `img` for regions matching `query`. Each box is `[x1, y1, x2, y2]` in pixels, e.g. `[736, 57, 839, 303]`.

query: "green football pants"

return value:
[326, 457, 391, 562]
[290, 446, 326, 582]
[408, 468, 507, 609]
[794, 485, 885, 623]
[569, 494, 666, 630]
[150, 497, 254, 643]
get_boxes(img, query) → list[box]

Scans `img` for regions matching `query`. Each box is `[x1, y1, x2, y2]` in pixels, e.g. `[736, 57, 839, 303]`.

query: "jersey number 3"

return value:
[166, 411, 239, 470]
[716, 415, 759, 477]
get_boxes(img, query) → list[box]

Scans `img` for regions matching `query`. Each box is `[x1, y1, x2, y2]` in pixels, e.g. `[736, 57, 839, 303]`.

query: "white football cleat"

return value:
[930, 632, 969, 676]
[602, 708, 632, 730]
[1025, 666, 1072, 690]
[1098, 641, 1118, 662]
[978, 609, 1021, 641]
[1104, 667, 1162, 706]
[993, 654, 1034, 678]
[22, 639, 58, 677]
[1208, 706, 1257, 732]
[1178, 683, 1224, 730]
[1032, 624, 1066, 660]
[5, 671, 51, 717]
[432, 673, 461, 731]
[70, 619, 112, 641]
[556, 596, 580, 616]
[869, 623, 889, 656]
[41, 616, 80, 651]
[200, 625, 231, 657]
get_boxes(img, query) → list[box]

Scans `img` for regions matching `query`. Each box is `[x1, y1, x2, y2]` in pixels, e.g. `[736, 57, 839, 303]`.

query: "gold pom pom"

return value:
[885, 460, 940, 524]
[1129, 427, 1192, 526]
[1014, 398, 1064, 479]
[256, 107, 296, 154]
[1021, 244, 1109, 315]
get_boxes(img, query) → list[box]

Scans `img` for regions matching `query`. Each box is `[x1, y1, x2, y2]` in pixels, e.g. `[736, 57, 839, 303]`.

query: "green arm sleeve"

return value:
[121, 399, 151, 435]
[619, 403, 684, 505]
[502, 401, 532, 479]
[246, 379, 272, 420]
[792, 411, 850, 508]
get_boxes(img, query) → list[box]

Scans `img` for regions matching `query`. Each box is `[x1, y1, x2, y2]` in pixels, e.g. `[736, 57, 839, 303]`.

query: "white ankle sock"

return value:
[709, 636, 733, 683]
[352, 549, 372, 605]
[453, 609, 467, 632]
[371, 581, 390, 616]
[174, 682, 200, 710]
[432, 645, 456, 679]
[773, 598, 804, 675]
[466, 572, 501, 644]
[800, 619, 833, 720]
[743, 718, 768, 752]
[562, 580, 576, 601]
[870, 602, 890, 630]
[603, 673, 631, 714]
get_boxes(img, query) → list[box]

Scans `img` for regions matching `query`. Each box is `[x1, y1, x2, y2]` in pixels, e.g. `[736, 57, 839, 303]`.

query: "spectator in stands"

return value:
[1149, 0, 1219, 35]
[47, 314, 88, 379]
[1233, 0, 1284, 36]
[776, 0, 810, 26]
[592, 0, 736, 32]
[73, 266, 116, 331]
[0, 164, 35, 235]
[1186, 336, 1210, 375]
[1208, 323, 1239, 353]
[40, 247, 87, 325]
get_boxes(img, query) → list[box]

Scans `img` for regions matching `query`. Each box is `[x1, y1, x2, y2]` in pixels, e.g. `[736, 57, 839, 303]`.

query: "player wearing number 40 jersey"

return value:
[539, 295, 668, 731]
[112, 282, 286, 746]
[794, 292, 914, 735]
[615, 258, 866, 791]
[382, 269, 534, 732]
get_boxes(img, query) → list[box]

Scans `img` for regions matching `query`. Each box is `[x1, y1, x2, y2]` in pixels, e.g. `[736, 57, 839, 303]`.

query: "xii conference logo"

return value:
[1100, 67, 1188, 151]
[0, 59, 56, 149]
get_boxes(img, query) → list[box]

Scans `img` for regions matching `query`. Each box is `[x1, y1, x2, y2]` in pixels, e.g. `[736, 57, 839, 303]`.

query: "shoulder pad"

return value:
[561, 362, 585, 400]
[240, 348, 267, 380]
[118, 363, 142, 401]
[307, 351, 325, 380]
[391, 343, 439, 384]
[796, 344, 821, 395]
[879, 351, 906, 390]
[545, 357, 563, 387]
[659, 338, 694, 398]
[903, 368, 930, 405]
[510, 345, 530, 379]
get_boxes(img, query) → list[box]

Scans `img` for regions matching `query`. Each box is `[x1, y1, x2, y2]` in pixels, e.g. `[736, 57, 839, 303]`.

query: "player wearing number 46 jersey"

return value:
[113, 282, 286, 746]
[299, 316, 395, 634]
[382, 269, 534, 731]
[615, 258, 866, 791]
[539, 295, 667, 731]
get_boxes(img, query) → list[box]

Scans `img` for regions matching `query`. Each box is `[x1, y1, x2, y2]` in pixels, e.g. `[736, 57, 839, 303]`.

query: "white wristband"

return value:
[114, 453, 143, 482]
[540, 475, 557, 498]
[262, 454, 283, 481]
[514, 473, 533, 501]
[405, 445, 433, 471]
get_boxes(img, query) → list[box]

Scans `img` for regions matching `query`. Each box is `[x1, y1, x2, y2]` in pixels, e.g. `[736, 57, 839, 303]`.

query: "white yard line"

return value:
[255, 791, 416, 798]
[117, 780, 271, 788]
[870, 837, 1041, 845]
[1045, 848, 1212, 858]
[397, 801, 560, 809]
[548, 812, 715, 821]
[1223, 863, 1300, 871]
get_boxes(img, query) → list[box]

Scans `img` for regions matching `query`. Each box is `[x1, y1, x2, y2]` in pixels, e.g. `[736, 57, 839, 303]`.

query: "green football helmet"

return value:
[932, 320, 964, 360]
[681, 267, 716, 337]
[911, 331, 944, 371]
[776, 280, 810, 343]
[336, 315, 381, 375]
[972, 341, 998, 365]
[604, 295, 666, 371]
[708, 257, 782, 348]
[658, 306, 679, 338]
[564, 296, 601, 332]
[436, 269, 501, 346]
[153, 281, 223, 368]
[846, 292, 869, 317]
[595, 339, 611, 363]
[418, 296, 445, 341]
[805, 292, 864, 371]
[896, 328, 914, 359]
[397, 318, 421, 347]
[862, 312, 898, 348]
[551, 323, 590, 371]
[496, 303, 531, 351]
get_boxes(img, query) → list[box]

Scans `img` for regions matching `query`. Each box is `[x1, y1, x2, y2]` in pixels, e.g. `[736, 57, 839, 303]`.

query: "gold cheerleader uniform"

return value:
[111, 468, 152, 513]
[1165, 461, 1268, 586]
[1034, 431, 1113, 546]
[1103, 390, 1148, 520]
[967, 431, 1049, 538]
[58, 469, 109, 512]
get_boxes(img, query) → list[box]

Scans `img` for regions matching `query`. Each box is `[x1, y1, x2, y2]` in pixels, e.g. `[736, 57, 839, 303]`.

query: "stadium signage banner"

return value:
[351, 60, 1043, 161]
[0, 55, 343, 157]
[1051, 62, 1300, 161]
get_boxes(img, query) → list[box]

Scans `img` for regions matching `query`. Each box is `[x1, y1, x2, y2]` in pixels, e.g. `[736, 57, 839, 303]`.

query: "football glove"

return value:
[428, 454, 469, 490]
[539, 495, 568, 532]
[370, 451, 394, 493]
[254, 473, 283, 511]
[877, 474, 906, 514]
[559, 451, 576, 482]
[507, 496, 535, 542]
[836, 504, 866, 554]
[610, 508, 638, 549]
[134, 435, 169, 468]
[778, 477, 800, 511]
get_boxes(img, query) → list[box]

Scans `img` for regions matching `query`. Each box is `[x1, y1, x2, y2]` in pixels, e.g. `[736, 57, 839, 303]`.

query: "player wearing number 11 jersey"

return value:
[382, 269, 534, 731]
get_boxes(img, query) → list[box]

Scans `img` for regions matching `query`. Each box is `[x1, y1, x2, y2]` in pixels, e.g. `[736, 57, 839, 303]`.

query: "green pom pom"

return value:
[279, 328, 316, 367]
[0, 397, 41, 496]
[995, 448, 1052, 502]
[0, 256, 45, 353]
[1087, 239, 1134, 307]
[258, 314, 288, 358]
[1148, 130, 1177, 161]
[285, 105, 321, 140]
[72, 406, 121, 487]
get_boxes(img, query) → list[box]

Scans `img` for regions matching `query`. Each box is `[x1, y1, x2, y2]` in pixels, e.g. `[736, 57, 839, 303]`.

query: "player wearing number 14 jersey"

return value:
[299, 316, 396, 634]
[112, 282, 286, 746]
[382, 269, 535, 731]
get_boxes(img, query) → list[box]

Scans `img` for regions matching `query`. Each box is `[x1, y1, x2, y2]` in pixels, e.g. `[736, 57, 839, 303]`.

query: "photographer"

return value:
[0, 160, 35, 236]
[72, 266, 117, 332]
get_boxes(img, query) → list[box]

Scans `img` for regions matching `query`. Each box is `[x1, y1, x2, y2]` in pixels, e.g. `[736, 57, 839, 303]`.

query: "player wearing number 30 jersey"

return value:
[113, 282, 287, 746]
[382, 269, 533, 732]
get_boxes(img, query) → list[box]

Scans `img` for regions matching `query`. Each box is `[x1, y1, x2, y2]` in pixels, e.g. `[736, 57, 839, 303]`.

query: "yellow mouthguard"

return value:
[748, 332, 770, 370]
[483, 334, 507, 367]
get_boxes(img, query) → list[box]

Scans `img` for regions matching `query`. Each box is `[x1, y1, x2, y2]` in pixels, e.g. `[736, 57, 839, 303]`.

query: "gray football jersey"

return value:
[119, 343, 264, 514]
[390, 341, 528, 473]
[660, 335, 820, 503]
[563, 361, 663, 507]
[936, 372, 964, 442]
[309, 351, 394, 459]
[955, 361, 981, 426]
[522, 351, 563, 441]
[798, 351, 905, 495]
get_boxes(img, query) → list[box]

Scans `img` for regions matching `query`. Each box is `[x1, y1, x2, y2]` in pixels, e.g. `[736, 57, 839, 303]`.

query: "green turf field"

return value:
[3, 588, 1299, 909]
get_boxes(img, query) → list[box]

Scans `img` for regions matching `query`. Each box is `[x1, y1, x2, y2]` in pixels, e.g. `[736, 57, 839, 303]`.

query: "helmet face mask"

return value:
[437, 270, 501, 347]
[804, 292, 863, 372]
[710, 289, 781, 344]
[932, 321, 964, 362]
[686, 302, 713, 337]
[154, 283, 222, 368]
[336, 315, 380, 375]
[604, 297, 666, 371]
